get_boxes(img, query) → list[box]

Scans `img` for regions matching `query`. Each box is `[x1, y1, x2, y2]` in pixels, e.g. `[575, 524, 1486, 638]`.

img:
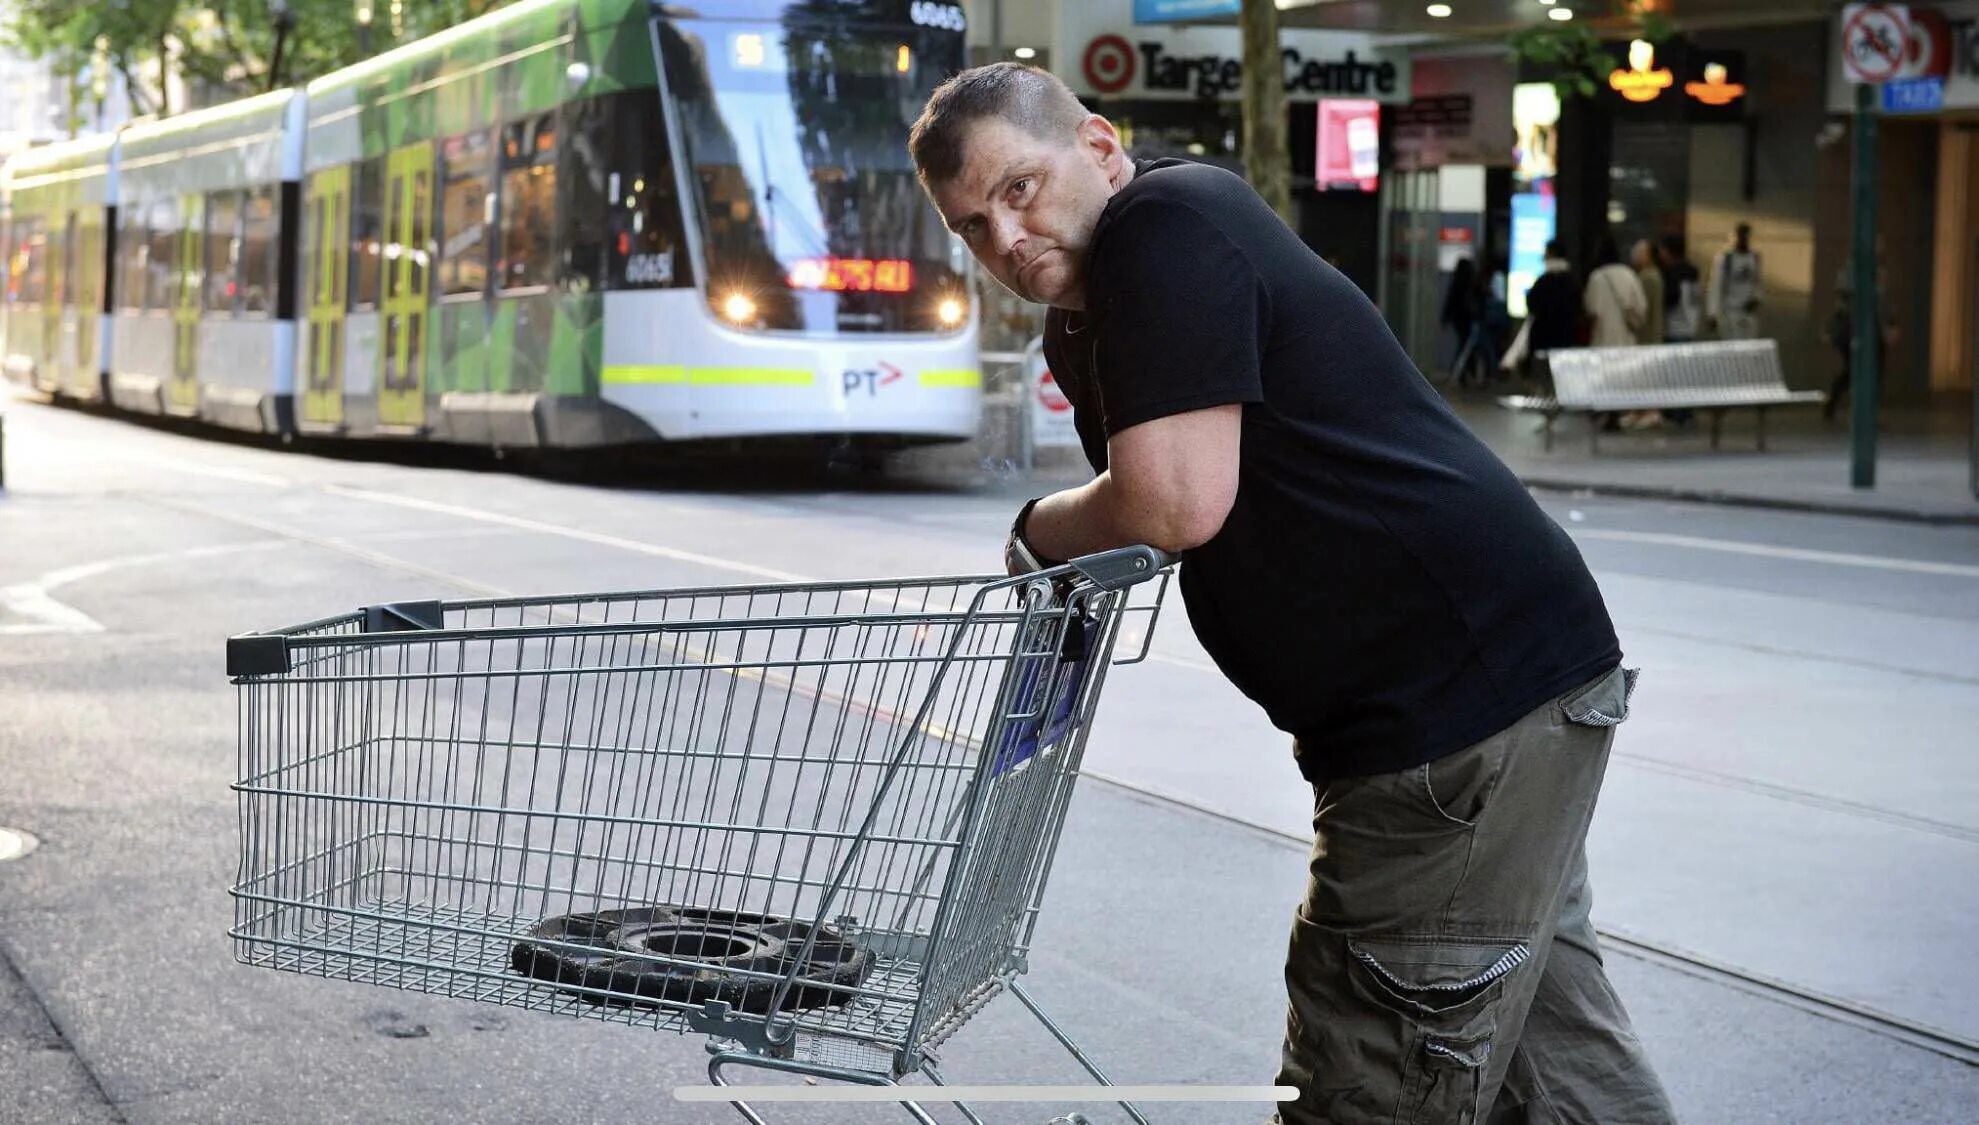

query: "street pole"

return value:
[1849, 81, 1880, 490]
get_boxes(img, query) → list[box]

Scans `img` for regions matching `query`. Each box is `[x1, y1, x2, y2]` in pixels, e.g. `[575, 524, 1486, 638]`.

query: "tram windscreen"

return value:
[660, 10, 969, 334]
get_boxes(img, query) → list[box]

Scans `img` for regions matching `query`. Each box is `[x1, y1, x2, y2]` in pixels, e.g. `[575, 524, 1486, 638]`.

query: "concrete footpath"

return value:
[1450, 393, 1978, 526]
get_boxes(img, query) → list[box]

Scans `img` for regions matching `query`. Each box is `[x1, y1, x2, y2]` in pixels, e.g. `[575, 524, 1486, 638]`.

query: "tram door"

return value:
[169, 194, 202, 414]
[37, 211, 68, 387]
[302, 166, 350, 427]
[378, 142, 432, 429]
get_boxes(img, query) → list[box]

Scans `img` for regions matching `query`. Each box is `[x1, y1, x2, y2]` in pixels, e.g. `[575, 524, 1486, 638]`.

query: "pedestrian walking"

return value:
[1658, 234, 1702, 427]
[1708, 222, 1764, 340]
[1503, 241, 1578, 385]
[1659, 235, 1701, 345]
[1824, 265, 1898, 422]
[1584, 234, 1647, 349]
[1624, 238, 1667, 430]
[1441, 256, 1484, 387]
[909, 64, 1676, 1125]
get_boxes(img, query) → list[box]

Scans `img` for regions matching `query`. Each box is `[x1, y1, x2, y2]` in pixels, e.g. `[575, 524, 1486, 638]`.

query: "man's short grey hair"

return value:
[909, 63, 1090, 187]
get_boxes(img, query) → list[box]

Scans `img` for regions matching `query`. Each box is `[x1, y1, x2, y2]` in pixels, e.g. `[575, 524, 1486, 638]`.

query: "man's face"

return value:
[926, 115, 1129, 311]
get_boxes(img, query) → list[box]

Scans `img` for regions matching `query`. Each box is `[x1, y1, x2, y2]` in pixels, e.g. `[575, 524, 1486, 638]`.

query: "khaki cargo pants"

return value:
[1273, 666, 1677, 1124]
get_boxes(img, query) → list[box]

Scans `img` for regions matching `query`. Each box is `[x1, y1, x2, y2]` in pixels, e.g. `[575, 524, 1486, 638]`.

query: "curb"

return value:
[1518, 476, 1979, 528]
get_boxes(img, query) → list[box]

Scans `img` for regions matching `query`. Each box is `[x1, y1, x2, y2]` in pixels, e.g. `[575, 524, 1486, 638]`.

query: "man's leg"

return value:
[1486, 854, 1677, 1124]
[1273, 666, 1660, 1125]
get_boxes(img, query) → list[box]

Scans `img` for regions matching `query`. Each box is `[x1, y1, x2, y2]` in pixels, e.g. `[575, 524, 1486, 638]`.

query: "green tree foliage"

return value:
[1510, 0, 1673, 100]
[2, 0, 507, 118]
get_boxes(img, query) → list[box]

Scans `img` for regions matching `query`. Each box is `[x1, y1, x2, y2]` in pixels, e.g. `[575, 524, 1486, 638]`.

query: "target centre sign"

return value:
[1058, 0, 1411, 104]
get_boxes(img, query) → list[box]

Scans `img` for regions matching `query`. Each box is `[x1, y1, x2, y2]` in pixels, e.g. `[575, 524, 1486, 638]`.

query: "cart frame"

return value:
[228, 547, 1173, 1121]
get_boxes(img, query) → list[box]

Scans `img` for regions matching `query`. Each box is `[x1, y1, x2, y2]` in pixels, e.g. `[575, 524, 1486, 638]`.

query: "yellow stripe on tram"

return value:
[602, 364, 688, 385]
[689, 367, 814, 387]
[918, 369, 981, 388]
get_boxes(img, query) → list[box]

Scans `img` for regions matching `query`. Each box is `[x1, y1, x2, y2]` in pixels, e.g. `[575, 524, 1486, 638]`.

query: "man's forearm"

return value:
[1022, 473, 1138, 563]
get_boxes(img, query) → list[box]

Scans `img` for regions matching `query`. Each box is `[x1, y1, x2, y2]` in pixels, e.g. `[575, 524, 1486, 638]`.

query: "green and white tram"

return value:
[1, 0, 980, 453]
[2, 133, 117, 403]
[111, 90, 304, 429]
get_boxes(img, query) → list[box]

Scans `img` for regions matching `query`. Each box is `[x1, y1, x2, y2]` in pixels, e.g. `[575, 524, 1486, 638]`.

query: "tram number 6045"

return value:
[910, 2, 965, 32]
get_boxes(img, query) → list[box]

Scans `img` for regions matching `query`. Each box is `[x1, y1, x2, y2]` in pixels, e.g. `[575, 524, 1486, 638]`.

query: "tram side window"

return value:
[351, 157, 385, 311]
[59, 213, 77, 306]
[144, 199, 177, 312]
[497, 114, 557, 292]
[118, 205, 149, 311]
[9, 218, 43, 303]
[205, 191, 242, 315]
[74, 215, 102, 313]
[239, 186, 278, 316]
[560, 90, 689, 291]
[439, 130, 493, 298]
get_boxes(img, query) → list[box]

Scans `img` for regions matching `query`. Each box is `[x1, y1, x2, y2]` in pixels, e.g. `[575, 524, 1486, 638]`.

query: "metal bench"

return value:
[1498, 339, 1825, 453]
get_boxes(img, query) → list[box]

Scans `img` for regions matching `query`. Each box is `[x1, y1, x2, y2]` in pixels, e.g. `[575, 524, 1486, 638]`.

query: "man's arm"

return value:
[1019, 404, 1242, 561]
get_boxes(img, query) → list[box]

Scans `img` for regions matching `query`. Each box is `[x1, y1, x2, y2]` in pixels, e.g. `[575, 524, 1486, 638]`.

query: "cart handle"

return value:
[1060, 546, 1175, 593]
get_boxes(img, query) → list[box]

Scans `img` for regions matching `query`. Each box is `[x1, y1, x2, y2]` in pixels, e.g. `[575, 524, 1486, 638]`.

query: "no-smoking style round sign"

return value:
[1842, 4, 1909, 83]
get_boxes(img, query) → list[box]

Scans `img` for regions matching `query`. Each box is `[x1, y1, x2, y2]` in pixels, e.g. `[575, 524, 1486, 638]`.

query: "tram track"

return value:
[136, 489, 1979, 1071]
[1079, 768, 1979, 1070]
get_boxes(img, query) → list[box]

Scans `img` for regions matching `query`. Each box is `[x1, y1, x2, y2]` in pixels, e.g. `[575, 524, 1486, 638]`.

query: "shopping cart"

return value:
[226, 546, 1174, 1122]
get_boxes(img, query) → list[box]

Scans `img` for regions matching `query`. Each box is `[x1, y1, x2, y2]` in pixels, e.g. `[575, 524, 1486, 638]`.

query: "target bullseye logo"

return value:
[1083, 35, 1136, 94]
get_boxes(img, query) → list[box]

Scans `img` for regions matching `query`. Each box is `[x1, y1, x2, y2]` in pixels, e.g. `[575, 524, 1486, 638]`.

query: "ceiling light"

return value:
[1427, 3, 1452, 15]
[1014, 47, 1037, 60]
[1537, 0, 1557, 6]
[1548, 6, 1573, 19]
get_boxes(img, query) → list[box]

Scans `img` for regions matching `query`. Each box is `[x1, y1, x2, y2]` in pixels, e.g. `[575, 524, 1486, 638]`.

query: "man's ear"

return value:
[1077, 114, 1127, 180]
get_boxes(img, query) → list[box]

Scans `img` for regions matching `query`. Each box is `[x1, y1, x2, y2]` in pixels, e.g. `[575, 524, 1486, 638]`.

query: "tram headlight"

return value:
[720, 292, 757, 325]
[937, 297, 966, 328]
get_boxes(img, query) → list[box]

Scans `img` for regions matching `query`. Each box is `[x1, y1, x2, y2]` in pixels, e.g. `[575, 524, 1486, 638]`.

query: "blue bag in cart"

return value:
[990, 610, 1100, 777]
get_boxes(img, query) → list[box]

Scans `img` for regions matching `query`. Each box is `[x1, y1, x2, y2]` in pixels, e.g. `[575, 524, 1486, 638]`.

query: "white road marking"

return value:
[109, 450, 293, 488]
[1572, 529, 1979, 579]
[325, 485, 848, 584]
[0, 540, 287, 636]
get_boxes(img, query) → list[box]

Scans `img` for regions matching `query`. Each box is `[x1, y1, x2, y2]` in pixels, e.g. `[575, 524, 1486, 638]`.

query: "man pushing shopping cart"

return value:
[910, 64, 1679, 1124]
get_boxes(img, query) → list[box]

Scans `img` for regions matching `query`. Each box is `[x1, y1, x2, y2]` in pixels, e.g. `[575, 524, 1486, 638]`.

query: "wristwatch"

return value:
[1006, 497, 1063, 573]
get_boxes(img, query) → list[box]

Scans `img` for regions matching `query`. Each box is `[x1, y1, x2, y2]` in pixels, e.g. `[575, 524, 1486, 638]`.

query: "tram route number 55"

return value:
[910, 2, 965, 32]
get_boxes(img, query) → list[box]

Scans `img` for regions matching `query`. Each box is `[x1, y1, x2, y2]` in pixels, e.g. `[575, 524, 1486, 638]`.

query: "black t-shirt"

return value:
[1044, 159, 1620, 783]
[1525, 268, 1582, 352]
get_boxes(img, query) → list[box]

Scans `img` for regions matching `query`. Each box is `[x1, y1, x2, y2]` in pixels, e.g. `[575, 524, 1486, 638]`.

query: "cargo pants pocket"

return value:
[1346, 935, 1531, 1125]
[1558, 665, 1638, 728]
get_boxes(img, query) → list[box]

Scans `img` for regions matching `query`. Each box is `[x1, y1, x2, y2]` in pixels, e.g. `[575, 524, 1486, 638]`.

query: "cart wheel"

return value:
[511, 906, 872, 1013]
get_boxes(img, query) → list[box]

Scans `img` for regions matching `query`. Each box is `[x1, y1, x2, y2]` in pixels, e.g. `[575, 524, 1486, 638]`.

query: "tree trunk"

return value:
[158, 38, 171, 117]
[1240, 0, 1293, 226]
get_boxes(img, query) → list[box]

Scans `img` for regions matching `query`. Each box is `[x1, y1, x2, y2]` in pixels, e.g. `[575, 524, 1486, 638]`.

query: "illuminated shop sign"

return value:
[1609, 40, 1674, 103]
[1685, 62, 1747, 106]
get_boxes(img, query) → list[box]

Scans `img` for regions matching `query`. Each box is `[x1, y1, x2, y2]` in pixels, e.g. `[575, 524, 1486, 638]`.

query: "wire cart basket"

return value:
[227, 547, 1173, 1122]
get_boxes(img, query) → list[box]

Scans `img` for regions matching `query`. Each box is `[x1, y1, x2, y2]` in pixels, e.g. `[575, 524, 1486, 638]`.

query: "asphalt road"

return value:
[2, 394, 1976, 1124]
